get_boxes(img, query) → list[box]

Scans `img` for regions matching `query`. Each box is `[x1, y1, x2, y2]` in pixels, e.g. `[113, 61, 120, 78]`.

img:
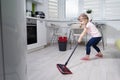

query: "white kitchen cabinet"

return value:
[37, 20, 47, 47]
[33, 0, 44, 4]
[27, 19, 47, 51]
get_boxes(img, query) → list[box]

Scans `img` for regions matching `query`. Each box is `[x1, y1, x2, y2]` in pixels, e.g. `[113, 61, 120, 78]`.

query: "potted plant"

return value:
[86, 9, 92, 14]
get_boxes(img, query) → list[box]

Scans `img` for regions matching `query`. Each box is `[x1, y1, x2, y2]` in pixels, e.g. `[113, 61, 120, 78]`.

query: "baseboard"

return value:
[27, 45, 46, 53]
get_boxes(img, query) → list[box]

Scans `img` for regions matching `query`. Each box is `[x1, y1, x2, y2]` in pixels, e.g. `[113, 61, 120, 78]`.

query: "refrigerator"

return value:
[0, 0, 27, 80]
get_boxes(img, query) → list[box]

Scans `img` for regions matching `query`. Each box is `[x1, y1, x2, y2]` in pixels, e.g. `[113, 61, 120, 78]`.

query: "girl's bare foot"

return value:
[95, 53, 103, 58]
[81, 55, 90, 60]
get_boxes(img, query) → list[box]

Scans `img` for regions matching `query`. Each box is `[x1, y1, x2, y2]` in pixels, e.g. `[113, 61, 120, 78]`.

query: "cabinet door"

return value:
[37, 20, 47, 47]
[40, 20, 47, 46]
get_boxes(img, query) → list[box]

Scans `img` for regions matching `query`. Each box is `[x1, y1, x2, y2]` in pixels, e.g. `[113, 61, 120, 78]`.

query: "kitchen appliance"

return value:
[35, 11, 45, 19]
[26, 19, 37, 45]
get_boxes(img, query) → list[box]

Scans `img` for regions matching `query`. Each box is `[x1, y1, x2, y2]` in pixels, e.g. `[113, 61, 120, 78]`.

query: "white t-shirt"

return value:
[86, 22, 101, 37]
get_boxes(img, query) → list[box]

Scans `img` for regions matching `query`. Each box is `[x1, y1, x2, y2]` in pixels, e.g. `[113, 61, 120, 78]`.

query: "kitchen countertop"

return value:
[26, 16, 79, 22]
[26, 16, 81, 23]
[26, 16, 45, 21]
[26, 16, 38, 19]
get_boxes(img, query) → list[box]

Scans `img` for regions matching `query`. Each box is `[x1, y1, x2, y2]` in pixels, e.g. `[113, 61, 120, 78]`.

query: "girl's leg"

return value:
[93, 45, 103, 57]
[92, 37, 103, 57]
[86, 38, 96, 55]
[93, 44, 103, 57]
[92, 45, 100, 52]
[81, 38, 95, 60]
[92, 37, 101, 52]
[81, 37, 102, 60]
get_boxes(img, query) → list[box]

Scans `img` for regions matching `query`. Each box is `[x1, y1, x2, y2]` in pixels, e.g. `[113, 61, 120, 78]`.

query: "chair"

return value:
[49, 23, 63, 44]
[68, 23, 87, 48]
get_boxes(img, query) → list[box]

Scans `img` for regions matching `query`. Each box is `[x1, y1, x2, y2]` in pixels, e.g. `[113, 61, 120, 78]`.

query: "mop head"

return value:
[56, 64, 72, 74]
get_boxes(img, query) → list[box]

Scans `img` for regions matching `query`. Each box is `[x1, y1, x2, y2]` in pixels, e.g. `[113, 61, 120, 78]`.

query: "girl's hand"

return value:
[78, 39, 81, 43]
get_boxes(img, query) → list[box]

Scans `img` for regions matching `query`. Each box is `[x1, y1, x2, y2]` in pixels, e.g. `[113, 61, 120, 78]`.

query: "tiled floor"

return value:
[26, 44, 120, 80]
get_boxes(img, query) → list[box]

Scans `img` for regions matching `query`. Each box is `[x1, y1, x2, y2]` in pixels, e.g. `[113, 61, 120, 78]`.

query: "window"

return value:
[83, 0, 120, 20]
[83, 0, 102, 20]
[104, 0, 120, 20]
[65, 0, 79, 19]
[48, 0, 59, 19]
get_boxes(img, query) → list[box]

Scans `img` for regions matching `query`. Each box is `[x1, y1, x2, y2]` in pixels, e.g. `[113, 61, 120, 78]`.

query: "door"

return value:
[0, 1, 4, 79]
[0, 27, 4, 80]
[1, 0, 27, 80]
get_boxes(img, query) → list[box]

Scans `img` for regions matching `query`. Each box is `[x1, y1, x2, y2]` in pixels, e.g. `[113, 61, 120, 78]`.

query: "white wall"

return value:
[105, 21, 120, 44]
[93, 20, 120, 45]
[106, 21, 120, 31]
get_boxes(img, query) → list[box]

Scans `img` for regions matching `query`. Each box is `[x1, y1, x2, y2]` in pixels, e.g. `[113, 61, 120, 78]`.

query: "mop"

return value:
[56, 43, 79, 74]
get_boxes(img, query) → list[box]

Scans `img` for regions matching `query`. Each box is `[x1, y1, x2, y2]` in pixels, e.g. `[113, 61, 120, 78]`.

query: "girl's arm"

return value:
[78, 27, 87, 43]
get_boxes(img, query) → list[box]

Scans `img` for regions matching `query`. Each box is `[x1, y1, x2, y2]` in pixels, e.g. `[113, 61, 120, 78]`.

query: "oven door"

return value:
[27, 24, 37, 45]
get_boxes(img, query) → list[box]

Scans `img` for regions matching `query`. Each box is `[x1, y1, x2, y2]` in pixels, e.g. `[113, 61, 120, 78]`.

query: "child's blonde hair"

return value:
[79, 13, 89, 20]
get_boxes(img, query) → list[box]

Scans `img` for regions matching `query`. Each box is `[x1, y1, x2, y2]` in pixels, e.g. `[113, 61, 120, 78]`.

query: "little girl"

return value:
[78, 13, 103, 60]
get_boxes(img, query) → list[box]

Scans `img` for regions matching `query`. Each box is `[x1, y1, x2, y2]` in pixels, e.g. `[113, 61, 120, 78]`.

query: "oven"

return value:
[26, 19, 37, 45]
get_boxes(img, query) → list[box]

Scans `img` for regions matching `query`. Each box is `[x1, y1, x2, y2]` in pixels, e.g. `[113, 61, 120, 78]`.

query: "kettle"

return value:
[35, 11, 45, 19]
